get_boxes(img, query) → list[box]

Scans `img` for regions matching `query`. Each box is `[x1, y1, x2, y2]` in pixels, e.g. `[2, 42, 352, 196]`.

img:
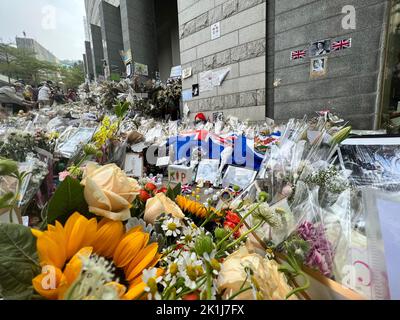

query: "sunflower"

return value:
[31, 212, 162, 300]
[175, 195, 216, 219]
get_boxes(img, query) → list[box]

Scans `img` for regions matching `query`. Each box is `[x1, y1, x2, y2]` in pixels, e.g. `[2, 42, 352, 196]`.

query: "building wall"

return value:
[270, 0, 390, 130]
[178, 0, 267, 121]
[90, 24, 105, 79]
[84, 41, 94, 80]
[155, 0, 181, 81]
[120, 0, 159, 78]
[16, 37, 58, 64]
[100, 1, 125, 77]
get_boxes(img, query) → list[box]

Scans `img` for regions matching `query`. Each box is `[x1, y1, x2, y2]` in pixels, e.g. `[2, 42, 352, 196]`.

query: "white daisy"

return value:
[142, 268, 162, 300]
[161, 217, 182, 237]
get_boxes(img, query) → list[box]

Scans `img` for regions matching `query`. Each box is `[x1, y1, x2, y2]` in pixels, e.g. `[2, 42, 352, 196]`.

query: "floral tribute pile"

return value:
[1, 82, 374, 300]
[0, 159, 304, 300]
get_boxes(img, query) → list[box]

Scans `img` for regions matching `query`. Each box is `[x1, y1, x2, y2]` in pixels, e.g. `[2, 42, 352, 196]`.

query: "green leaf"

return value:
[46, 176, 89, 224]
[166, 183, 181, 201]
[0, 224, 41, 300]
[0, 192, 15, 210]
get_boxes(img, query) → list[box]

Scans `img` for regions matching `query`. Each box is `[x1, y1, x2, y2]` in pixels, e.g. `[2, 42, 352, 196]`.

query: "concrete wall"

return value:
[84, 41, 94, 80]
[155, 0, 181, 81]
[90, 24, 105, 79]
[178, 0, 267, 121]
[100, 1, 125, 77]
[271, 0, 390, 130]
[120, 0, 159, 78]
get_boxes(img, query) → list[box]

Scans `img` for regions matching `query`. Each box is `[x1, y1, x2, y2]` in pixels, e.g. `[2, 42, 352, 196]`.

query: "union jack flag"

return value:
[291, 50, 306, 60]
[331, 38, 352, 51]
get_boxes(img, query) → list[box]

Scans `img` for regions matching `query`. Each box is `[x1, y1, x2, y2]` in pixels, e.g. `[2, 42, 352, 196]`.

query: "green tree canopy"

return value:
[59, 62, 85, 90]
[0, 43, 59, 85]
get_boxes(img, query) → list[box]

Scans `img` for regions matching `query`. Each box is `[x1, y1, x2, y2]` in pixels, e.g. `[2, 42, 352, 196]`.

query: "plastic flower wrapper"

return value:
[283, 186, 337, 278]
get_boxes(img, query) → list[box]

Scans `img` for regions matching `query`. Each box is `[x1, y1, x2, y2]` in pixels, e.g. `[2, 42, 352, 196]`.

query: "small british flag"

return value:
[331, 38, 352, 51]
[291, 50, 307, 60]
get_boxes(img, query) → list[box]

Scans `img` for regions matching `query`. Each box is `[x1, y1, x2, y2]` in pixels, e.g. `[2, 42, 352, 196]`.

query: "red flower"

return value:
[145, 182, 157, 192]
[224, 221, 236, 230]
[156, 187, 167, 194]
[226, 211, 241, 225]
[182, 292, 200, 300]
[138, 190, 151, 202]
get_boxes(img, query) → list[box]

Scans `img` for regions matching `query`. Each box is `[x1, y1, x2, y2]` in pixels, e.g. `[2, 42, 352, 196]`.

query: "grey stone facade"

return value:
[178, 0, 267, 121]
[100, 1, 125, 77]
[269, 0, 391, 129]
[90, 24, 105, 79]
[84, 41, 94, 80]
[120, 0, 159, 78]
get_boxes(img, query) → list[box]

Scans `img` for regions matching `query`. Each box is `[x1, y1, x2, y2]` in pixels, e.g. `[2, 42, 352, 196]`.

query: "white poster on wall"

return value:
[199, 70, 214, 92]
[211, 22, 221, 40]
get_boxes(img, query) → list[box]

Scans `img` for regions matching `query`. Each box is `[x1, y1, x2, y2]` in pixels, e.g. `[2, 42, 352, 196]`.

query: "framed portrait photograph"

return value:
[309, 39, 331, 57]
[221, 166, 257, 190]
[124, 153, 144, 177]
[310, 57, 328, 79]
[192, 84, 199, 97]
[195, 159, 220, 184]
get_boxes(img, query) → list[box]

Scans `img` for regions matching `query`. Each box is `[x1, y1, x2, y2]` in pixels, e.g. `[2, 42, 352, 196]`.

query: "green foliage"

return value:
[59, 62, 85, 89]
[0, 224, 41, 300]
[0, 43, 59, 85]
[166, 183, 182, 201]
[114, 100, 130, 119]
[45, 176, 89, 224]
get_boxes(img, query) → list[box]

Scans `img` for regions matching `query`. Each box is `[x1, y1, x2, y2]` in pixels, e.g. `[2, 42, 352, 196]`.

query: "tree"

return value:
[59, 62, 85, 89]
[0, 43, 59, 85]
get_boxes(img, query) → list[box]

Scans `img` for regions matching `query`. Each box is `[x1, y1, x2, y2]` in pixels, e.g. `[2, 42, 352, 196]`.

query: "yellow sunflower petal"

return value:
[126, 242, 159, 281]
[125, 225, 143, 236]
[32, 267, 67, 300]
[63, 212, 83, 245]
[81, 218, 98, 247]
[105, 282, 127, 298]
[113, 232, 146, 268]
[123, 281, 146, 300]
[64, 247, 93, 285]
[31, 228, 43, 238]
[37, 233, 66, 269]
[92, 219, 124, 258]
[66, 215, 92, 259]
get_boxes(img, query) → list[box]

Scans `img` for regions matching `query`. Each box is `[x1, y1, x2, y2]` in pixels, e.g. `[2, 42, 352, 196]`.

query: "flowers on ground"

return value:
[144, 192, 184, 224]
[81, 163, 140, 221]
[217, 247, 297, 300]
[31, 212, 161, 300]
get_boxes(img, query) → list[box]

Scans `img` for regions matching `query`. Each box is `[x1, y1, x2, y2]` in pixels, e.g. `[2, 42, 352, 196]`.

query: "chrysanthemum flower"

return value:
[31, 212, 162, 300]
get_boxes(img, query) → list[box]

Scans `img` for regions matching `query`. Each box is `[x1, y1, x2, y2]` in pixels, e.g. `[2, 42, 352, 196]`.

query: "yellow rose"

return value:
[144, 193, 184, 224]
[81, 163, 140, 221]
[217, 246, 297, 300]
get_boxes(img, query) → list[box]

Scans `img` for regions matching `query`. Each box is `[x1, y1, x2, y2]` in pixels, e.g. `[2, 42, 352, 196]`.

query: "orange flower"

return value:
[32, 212, 160, 300]
[175, 195, 216, 219]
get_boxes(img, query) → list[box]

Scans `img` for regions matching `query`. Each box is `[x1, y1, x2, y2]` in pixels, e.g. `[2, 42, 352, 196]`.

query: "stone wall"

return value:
[120, 0, 159, 78]
[100, 1, 125, 77]
[90, 24, 105, 79]
[178, 0, 267, 121]
[270, 0, 390, 129]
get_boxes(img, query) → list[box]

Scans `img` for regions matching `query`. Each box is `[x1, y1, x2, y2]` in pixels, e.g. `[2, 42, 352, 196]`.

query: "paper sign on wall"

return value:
[170, 65, 182, 78]
[199, 68, 230, 92]
[211, 22, 221, 40]
[199, 70, 214, 92]
[182, 67, 192, 79]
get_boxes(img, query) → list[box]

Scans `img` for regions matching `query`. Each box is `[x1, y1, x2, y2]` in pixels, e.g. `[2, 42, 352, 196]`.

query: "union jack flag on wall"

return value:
[291, 50, 307, 60]
[331, 38, 352, 51]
